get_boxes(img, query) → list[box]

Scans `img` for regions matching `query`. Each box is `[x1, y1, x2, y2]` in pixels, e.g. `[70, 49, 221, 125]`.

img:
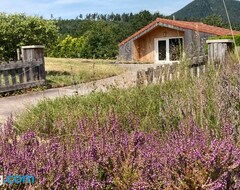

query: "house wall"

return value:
[133, 26, 184, 63]
[184, 30, 214, 58]
[119, 40, 134, 62]
[119, 26, 216, 63]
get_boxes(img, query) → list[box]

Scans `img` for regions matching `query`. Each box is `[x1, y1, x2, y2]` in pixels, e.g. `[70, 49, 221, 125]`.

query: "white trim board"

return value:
[154, 37, 183, 64]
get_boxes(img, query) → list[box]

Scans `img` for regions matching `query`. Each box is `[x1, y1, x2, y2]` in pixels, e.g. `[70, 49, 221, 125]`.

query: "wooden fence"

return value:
[0, 60, 45, 93]
[137, 56, 207, 85]
[137, 39, 236, 85]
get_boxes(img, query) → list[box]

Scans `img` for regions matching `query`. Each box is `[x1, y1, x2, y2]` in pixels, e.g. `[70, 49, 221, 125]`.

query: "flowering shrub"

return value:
[0, 114, 239, 189]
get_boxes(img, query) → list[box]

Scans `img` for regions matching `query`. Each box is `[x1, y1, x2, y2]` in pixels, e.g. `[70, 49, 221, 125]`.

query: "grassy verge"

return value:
[45, 57, 125, 88]
[15, 63, 240, 137]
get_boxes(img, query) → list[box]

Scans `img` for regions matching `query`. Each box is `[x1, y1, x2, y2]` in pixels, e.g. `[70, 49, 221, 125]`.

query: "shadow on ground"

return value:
[46, 70, 71, 76]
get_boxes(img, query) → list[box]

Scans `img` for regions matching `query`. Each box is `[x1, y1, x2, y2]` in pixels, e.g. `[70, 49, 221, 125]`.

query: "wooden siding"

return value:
[119, 40, 133, 62]
[184, 30, 214, 58]
[133, 26, 184, 63]
[119, 26, 217, 63]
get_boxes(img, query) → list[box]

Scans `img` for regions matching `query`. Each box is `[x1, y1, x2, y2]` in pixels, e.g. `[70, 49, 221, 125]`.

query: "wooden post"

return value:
[0, 72, 2, 86]
[146, 68, 154, 84]
[154, 66, 161, 83]
[169, 65, 176, 81]
[18, 68, 24, 83]
[21, 45, 45, 80]
[3, 71, 9, 86]
[206, 39, 234, 64]
[11, 70, 17, 85]
[137, 70, 145, 86]
[25, 67, 31, 82]
[197, 66, 200, 77]
[164, 65, 170, 81]
[190, 67, 194, 77]
[161, 65, 165, 83]
[17, 48, 21, 61]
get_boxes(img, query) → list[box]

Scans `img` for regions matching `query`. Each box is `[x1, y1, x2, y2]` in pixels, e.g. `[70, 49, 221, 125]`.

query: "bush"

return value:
[1, 114, 239, 189]
[50, 21, 119, 59]
[0, 13, 59, 60]
[49, 35, 89, 58]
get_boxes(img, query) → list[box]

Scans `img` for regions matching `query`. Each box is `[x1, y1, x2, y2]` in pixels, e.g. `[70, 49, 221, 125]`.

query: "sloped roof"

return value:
[119, 18, 240, 46]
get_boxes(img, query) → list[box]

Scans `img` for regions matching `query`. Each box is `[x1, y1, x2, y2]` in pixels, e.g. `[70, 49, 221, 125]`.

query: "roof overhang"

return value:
[119, 18, 240, 47]
[119, 21, 185, 47]
[130, 22, 185, 43]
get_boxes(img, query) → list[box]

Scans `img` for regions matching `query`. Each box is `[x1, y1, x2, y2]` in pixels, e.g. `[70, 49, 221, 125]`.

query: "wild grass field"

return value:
[16, 62, 240, 134]
[45, 57, 125, 88]
[1, 60, 240, 189]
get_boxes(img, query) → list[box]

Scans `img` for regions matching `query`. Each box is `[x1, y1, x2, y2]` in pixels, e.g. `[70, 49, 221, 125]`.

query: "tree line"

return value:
[0, 11, 239, 61]
[0, 11, 167, 60]
[50, 11, 167, 58]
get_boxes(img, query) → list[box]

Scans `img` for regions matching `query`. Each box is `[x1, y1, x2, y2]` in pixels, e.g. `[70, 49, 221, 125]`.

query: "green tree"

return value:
[202, 14, 224, 27]
[53, 10, 167, 59]
[0, 13, 59, 61]
[80, 21, 119, 59]
[49, 35, 89, 58]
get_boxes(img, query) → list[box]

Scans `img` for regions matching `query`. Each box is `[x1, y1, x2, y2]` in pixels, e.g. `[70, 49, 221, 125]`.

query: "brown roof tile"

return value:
[119, 18, 240, 46]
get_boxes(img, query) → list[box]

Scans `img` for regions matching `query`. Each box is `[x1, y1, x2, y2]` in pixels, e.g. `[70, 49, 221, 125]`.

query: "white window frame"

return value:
[154, 37, 184, 64]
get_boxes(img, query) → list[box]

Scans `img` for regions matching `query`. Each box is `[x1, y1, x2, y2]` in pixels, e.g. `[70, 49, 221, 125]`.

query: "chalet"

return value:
[119, 18, 240, 64]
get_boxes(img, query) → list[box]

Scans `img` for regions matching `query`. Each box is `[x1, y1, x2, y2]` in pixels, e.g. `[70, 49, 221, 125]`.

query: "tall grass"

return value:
[16, 62, 240, 139]
[45, 57, 125, 88]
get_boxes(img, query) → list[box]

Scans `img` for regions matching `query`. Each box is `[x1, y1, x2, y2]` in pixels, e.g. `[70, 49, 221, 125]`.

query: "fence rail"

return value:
[0, 60, 45, 93]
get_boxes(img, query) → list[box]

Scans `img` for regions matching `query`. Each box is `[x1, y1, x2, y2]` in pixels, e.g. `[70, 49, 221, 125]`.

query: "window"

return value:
[155, 37, 183, 63]
[169, 38, 183, 61]
[158, 40, 167, 61]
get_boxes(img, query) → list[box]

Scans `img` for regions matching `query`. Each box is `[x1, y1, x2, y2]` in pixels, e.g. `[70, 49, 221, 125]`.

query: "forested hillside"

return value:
[173, 0, 240, 26]
[50, 11, 167, 58]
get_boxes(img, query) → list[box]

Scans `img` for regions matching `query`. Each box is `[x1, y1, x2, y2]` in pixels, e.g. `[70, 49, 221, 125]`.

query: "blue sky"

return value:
[0, 0, 193, 19]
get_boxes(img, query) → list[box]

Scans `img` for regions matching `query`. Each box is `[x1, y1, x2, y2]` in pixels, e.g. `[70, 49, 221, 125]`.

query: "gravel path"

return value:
[0, 64, 159, 124]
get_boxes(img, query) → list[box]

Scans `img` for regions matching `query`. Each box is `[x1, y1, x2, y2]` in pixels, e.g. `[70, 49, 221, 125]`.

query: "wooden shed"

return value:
[119, 18, 240, 64]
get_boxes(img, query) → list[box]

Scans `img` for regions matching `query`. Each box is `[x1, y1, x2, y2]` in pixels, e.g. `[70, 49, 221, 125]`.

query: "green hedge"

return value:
[0, 13, 59, 61]
[209, 34, 240, 46]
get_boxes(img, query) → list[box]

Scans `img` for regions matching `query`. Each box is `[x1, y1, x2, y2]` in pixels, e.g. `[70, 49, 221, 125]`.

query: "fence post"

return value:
[21, 45, 45, 81]
[137, 70, 146, 86]
[206, 39, 234, 64]
[146, 68, 154, 84]
[0, 72, 1, 86]
[154, 66, 161, 83]
[17, 48, 21, 61]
